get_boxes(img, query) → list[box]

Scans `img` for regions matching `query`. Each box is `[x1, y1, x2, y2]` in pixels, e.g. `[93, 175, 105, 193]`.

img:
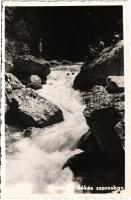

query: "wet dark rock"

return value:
[62, 151, 124, 190]
[106, 76, 124, 93]
[73, 40, 124, 90]
[65, 84, 124, 192]
[23, 127, 33, 137]
[77, 130, 100, 153]
[63, 151, 106, 175]
[23, 127, 42, 138]
[26, 75, 42, 90]
[83, 86, 124, 159]
[13, 55, 51, 83]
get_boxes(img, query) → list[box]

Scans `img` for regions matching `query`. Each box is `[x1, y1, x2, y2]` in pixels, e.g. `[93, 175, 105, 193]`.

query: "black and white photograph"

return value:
[1, 0, 129, 197]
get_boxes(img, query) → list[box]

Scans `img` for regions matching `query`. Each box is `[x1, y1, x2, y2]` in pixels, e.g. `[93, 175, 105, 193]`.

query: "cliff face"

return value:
[5, 7, 40, 73]
[73, 40, 124, 90]
[63, 41, 125, 192]
[5, 7, 39, 53]
[63, 87, 125, 192]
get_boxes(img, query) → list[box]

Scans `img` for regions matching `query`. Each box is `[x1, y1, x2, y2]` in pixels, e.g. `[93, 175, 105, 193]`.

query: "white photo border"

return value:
[1, 0, 131, 199]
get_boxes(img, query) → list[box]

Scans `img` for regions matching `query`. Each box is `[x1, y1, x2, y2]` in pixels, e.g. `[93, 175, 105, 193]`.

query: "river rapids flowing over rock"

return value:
[6, 64, 88, 194]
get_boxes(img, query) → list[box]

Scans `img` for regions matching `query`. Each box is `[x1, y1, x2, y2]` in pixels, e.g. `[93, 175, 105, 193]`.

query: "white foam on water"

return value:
[6, 66, 88, 194]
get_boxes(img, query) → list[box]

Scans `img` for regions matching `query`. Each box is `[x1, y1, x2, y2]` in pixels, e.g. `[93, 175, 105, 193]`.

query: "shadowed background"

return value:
[5, 6, 123, 61]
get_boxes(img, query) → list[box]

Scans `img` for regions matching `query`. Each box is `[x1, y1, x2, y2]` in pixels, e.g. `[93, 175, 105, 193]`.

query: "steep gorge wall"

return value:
[63, 41, 125, 192]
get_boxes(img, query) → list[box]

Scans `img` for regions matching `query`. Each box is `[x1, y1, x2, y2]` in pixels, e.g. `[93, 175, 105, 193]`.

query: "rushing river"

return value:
[6, 64, 88, 195]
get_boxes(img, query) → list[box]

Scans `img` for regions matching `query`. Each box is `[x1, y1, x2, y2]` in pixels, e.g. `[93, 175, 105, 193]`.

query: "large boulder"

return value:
[83, 86, 124, 162]
[77, 130, 100, 153]
[26, 75, 42, 90]
[73, 40, 124, 90]
[62, 151, 124, 192]
[5, 74, 64, 127]
[13, 55, 51, 83]
[63, 86, 125, 192]
[6, 87, 63, 127]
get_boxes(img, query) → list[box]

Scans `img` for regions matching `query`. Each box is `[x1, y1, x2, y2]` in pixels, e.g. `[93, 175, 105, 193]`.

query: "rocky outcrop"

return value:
[83, 86, 124, 159]
[26, 75, 42, 90]
[5, 73, 63, 128]
[13, 55, 51, 84]
[63, 85, 124, 192]
[69, 41, 125, 191]
[106, 76, 124, 93]
[6, 88, 64, 127]
[73, 41, 124, 90]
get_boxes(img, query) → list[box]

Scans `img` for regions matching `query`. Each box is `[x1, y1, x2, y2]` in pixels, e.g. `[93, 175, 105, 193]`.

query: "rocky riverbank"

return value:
[4, 6, 125, 195]
[73, 40, 124, 90]
[63, 40, 125, 193]
[6, 72, 64, 126]
[5, 71, 64, 154]
[5, 35, 125, 193]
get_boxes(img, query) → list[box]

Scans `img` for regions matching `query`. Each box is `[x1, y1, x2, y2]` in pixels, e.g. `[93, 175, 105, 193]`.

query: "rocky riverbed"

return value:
[5, 40, 124, 194]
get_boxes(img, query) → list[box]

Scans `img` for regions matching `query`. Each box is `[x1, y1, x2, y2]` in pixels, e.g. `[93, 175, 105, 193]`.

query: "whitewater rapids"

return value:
[6, 64, 88, 195]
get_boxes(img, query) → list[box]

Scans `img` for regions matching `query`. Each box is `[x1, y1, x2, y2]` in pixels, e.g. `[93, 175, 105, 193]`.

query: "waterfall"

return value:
[6, 64, 88, 194]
